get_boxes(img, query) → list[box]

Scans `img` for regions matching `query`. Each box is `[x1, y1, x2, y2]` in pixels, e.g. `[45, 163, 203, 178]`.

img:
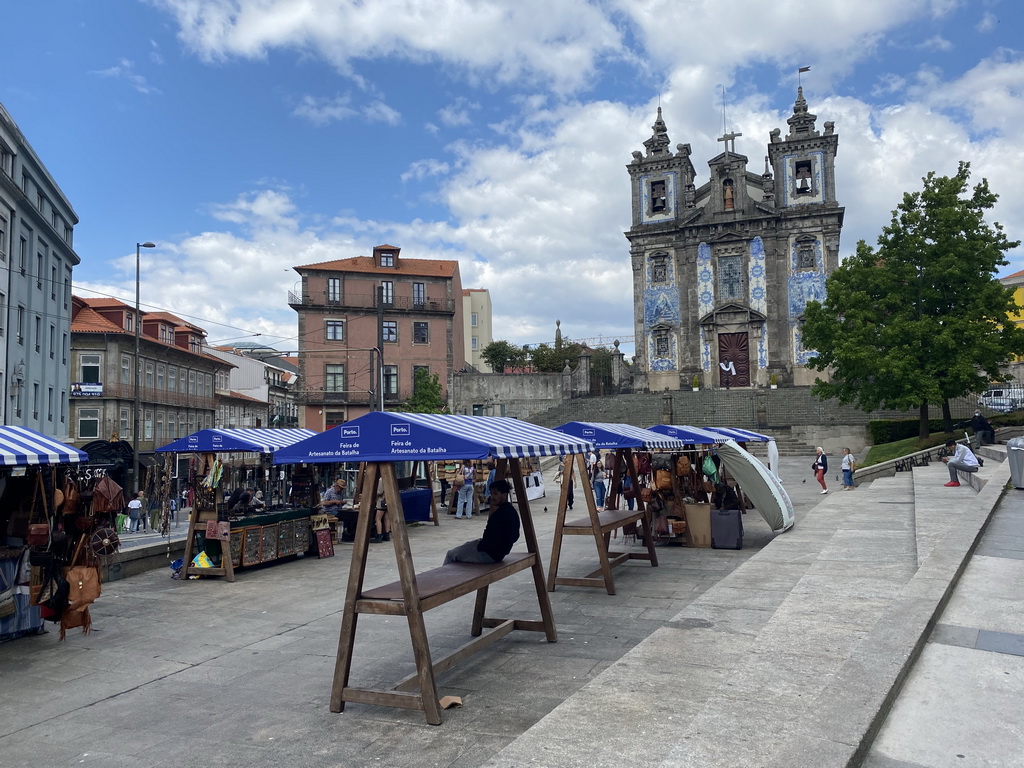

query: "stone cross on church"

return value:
[626, 88, 844, 391]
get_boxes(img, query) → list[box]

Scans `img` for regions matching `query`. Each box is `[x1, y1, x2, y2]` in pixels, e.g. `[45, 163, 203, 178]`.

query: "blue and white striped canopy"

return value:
[554, 422, 686, 451]
[0, 426, 88, 466]
[156, 428, 317, 455]
[649, 424, 724, 445]
[707, 426, 772, 442]
[272, 412, 595, 464]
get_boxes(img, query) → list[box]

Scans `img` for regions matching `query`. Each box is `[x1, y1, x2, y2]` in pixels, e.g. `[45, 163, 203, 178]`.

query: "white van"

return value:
[978, 386, 1024, 413]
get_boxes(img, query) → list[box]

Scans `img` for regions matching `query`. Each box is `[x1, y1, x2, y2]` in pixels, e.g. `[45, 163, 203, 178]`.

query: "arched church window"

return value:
[650, 180, 667, 213]
[723, 179, 735, 210]
[650, 253, 669, 283]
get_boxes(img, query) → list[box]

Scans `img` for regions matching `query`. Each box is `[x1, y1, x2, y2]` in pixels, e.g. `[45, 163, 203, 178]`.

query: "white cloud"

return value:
[293, 93, 400, 125]
[438, 97, 480, 127]
[153, 0, 621, 94]
[977, 11, 998, 32]
[917, 35, 953, 51]
[401, 159, 450, 183]
[90, 58, 160, 94]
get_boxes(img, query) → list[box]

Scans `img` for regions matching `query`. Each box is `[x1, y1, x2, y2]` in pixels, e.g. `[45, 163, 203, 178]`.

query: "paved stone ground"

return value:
[1, 453, 1009, 768]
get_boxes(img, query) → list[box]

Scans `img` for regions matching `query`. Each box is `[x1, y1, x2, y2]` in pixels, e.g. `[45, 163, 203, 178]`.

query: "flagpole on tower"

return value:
[798, 66, 811, 87]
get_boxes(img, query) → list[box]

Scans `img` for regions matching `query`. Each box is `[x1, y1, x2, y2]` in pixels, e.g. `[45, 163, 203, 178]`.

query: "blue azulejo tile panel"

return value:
[697, 242, 713, 317]
[643, 287, 679, 327]
[787, 271, 826, 319]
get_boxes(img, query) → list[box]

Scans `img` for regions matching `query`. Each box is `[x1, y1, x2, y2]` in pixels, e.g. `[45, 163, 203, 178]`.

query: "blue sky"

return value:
[2, 0, 1023, 357]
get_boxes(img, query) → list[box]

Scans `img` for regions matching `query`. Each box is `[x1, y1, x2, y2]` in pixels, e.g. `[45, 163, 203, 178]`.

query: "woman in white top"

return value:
[841, 448, 856, 491]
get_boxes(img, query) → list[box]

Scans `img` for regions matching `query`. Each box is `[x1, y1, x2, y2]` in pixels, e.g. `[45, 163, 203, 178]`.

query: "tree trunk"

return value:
[919, 402, 930, 440]
[942, 398, 954, 433]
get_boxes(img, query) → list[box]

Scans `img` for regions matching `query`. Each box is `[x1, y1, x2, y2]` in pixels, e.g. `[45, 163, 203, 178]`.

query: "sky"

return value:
[2, 0, 1023, 359]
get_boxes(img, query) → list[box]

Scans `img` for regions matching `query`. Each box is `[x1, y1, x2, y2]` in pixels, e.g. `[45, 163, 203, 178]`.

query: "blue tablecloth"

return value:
[400, 488, 432, 522]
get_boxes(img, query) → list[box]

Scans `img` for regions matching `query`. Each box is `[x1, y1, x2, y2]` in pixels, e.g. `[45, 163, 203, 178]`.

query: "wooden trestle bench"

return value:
[547, 449, 658, 595]
[331, 459, 557, 725]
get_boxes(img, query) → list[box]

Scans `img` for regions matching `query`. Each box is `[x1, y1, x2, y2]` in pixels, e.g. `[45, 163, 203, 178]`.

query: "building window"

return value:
[168, 367, 176, 393]
[81, 353, 101, 384]
[0, 215, 5, 260]
[156, 364, 165, 390]
[60, 391, 65, 423]
[156, 412, 164, 443]
[380, 253, 395, 267]
[63, 277, 70, 309]
[32, 383, 39, 419]
[471, 312, 478, 327]
[120, 408, 130, 438]
[413, 282, 425, 306]
[48, 387, 53, 421]
[472, 336, 478, 350]
[17, 306, 25, 344]
[325, 320, 345, 341]
[413, 322, 429, 344]
[206, 374, 213, 398]
[794, 160, 813, 195]
[383, 365, 398, 396]
[188, 371, 196, 395]
[125, 312, 133, 332]
[325, 364, 345, 392]
[651, 253, 668, 283]
[48, 324, 55, 358]
[325, 409, 346, 429]
[19, 234, 28, 274]
[413, 365, 430, 389]
[62, 333, 67, 364]
[167, 413, 176, 439]
[717, 255, 745, 302]
[36, 251, 43, 289]
[653, 330, 670, 358]
[381, 280, 394, 305]
[50, 265, 57, 299]
[382, 320, 398, 342]
[327, 277, 341, 303]
[179, 367, 187, 394]
[0, 292, 4, 336]
[78, 408, 100, 439]
[34, 316, 41, 352]
[145, 361, 154, 388]
[145, 410, 154, 440]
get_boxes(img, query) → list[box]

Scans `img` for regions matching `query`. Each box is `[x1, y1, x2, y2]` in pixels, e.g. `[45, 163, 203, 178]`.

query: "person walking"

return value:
[941, 439, 979, 487]
[127, 492, 144, 533]
[592, 461, 607, 509]
[841, 448, 856, 491]
[456, 459, 476, 519]
[812, 447, 828, 494]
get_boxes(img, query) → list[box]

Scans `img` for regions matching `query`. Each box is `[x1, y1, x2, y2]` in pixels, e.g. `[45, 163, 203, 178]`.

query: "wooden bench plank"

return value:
[563, 508, 645, 532]
[361, 552, 534, 602]
[393, 619, 516, 692]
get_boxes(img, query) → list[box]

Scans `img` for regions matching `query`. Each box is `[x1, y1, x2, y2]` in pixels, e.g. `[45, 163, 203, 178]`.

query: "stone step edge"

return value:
[763, 457, 1010, 767]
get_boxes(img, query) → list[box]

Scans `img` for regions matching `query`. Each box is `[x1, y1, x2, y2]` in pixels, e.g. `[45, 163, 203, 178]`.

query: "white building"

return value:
[0, 102, 80, 437]
[462, 288, 493, 373]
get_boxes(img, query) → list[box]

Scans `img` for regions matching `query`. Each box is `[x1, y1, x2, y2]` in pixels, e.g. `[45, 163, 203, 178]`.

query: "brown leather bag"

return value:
[640, 487, 653, 503]
[64, 565, 101, 611]
[63, 480, 81, 515]
[675, 455, 691, 476]
[655, 469, 672, 490]
[27, 523, 50, 547]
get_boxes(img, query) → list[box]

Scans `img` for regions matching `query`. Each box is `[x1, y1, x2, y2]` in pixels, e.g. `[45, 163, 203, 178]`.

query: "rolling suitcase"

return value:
[711, 508, 743, 550]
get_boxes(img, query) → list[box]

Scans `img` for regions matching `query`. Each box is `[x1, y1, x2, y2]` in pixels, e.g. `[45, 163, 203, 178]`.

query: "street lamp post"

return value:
[133, 241, 156, 496]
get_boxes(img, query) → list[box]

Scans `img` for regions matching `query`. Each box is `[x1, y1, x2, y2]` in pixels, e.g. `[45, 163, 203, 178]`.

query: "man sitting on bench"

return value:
[444, 479, 520, 564]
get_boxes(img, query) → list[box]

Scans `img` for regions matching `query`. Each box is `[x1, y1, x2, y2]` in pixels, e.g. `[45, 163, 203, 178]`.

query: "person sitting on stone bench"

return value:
[444, 479, 519, 564]
[941, 439, 979, 487]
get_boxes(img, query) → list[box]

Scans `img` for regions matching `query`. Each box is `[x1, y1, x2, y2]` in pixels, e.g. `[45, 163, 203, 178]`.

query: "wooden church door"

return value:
[717, 333, 750, 387]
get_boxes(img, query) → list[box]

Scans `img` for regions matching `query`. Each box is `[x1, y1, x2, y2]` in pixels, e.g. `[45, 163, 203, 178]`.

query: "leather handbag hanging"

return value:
[675, 455, 691, 476]
[64, 566, 101, 611]
[655, 469, 672, 491]
[27, 523, 50, 547]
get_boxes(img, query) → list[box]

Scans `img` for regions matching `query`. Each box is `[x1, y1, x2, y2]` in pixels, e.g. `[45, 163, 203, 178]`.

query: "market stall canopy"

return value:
[648, 424, 723, 445]
[553, 422, 686, 451]
[156, 428, 316, 455]
[707, 427, 772, 442]
[272, 412, 595, 464]
[0, 426, 87, 466]
[716, 439, 795, 532]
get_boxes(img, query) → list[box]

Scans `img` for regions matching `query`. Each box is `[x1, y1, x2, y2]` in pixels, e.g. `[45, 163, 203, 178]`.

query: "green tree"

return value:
[481, 340, 525, 373]
[403, 368, 445, 413]
[529, 341, 584, 372]
[803, 162, 1024, 439]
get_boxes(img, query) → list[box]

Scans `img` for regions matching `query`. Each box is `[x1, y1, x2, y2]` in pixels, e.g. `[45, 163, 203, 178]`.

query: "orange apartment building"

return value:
[289, 245, 464, 429]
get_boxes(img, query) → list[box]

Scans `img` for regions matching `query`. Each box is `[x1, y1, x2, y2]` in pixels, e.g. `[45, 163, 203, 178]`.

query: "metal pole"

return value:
[133, 242, 155, 496]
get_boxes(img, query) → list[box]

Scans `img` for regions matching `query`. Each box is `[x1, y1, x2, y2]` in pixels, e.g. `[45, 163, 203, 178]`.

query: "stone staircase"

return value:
[486, 443, 1009, 768]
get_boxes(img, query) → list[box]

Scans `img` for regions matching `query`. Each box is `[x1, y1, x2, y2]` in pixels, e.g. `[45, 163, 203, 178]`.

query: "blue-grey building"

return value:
[627, 88, 844, 391]
[0, 102, 79, 437]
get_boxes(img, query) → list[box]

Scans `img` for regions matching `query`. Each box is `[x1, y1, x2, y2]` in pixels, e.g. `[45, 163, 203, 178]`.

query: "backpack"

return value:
[675, 455, 691, 476]
[656, 469, 672, 490]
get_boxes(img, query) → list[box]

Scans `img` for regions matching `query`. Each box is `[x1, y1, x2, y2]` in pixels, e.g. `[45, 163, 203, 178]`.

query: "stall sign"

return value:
[71, 382, 103, 397]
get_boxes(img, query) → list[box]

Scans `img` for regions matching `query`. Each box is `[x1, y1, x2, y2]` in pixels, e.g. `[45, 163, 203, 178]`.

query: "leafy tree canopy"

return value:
[803, 162, 1024, 438]
[480, 340, 526, 373]
[403, 368, 445, 413]
[530, 341, 584, 372]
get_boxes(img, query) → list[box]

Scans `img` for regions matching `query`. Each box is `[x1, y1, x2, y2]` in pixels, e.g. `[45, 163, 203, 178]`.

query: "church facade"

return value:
[627, 88, 844, 391]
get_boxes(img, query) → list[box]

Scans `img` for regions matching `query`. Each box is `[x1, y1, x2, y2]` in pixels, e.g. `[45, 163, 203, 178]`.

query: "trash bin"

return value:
[1007, 437, 1024, 489]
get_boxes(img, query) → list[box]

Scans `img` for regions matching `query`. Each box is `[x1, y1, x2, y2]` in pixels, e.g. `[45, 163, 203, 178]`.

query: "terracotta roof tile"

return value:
[1001, 268, 1024, 281]
[294, 255, 459, 278]
[225, 390, 267, 404]
[71, 306, 126, 334]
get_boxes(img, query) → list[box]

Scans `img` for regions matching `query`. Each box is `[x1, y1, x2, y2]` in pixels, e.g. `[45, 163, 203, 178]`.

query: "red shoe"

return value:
[944, 481, 961, 487]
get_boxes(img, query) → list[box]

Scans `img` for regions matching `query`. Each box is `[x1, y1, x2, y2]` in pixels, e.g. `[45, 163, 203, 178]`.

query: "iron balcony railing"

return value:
[288, 290, 455, 313]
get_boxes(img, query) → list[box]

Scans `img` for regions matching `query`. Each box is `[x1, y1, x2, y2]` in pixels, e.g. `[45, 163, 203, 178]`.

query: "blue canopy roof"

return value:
[553, 422, 686, 451]
[707, 427, 772, 442]
[156, 428, 317, 454]
[0, 426, 88, 466]
[648, 424, 723, 445]
[272, 412, 595, 464]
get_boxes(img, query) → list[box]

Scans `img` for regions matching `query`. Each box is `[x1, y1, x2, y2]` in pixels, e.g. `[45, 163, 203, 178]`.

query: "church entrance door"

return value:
[718, 332, 750, 387]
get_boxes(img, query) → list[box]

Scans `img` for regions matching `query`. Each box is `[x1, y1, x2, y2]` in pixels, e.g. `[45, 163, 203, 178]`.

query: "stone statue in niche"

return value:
[723, 179, 735, 210]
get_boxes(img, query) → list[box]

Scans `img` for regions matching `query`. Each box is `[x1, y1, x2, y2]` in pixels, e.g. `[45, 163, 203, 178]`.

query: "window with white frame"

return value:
[79, 408, 100, 439]
[325, 364, 345, 392]
[145, 361, 154, 388]
[188, 371, 196, 395]
[471, 312, 478, 327]
[325, 319, 344, 341]
[413, 282, 425, 306]
[327, 277, 341, 303]
[472, 336, 478, 350]
[80, 353, 101, 384]
[168, 367, 177, 393]
[156, 364, 164, 390]
[381, 280, 394, 305]
[120, 408, 130, 438]
[125, 311, 133, 332]
[156, 412, 164, 443]
[383, 365, 398, 396]
[179, 367, 187, 394]
[145, 410, 153, 440]
[382, 320, 398, 342]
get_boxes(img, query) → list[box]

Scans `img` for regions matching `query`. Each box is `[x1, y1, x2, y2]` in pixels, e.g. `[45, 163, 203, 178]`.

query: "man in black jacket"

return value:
[444, 479, 520, 564]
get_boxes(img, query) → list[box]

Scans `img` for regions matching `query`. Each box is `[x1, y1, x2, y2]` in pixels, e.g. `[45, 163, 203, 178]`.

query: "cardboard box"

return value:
[684, 503, 712, 547]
